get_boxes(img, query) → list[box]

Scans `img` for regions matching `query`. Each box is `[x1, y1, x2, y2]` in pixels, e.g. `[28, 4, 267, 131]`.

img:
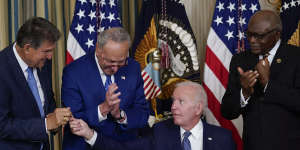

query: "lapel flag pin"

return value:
[121, 76, 126, 80]
[208, 137, 212, 141]
[276, 58, 282, 64]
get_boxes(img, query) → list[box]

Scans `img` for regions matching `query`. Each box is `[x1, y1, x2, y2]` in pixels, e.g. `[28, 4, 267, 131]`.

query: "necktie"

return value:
[104, 75, 112, 91]
[26, 67, 44, 118]
[182, 131, 192, 150]
[26, 67, 44, 150]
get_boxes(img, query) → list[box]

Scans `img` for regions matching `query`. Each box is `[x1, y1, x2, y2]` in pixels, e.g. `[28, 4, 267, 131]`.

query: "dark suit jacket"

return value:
[92, 119, 236, 150]
[221, 43, 300, 150]
[62, 52, 149, 150]
[0, 44, 56, 150]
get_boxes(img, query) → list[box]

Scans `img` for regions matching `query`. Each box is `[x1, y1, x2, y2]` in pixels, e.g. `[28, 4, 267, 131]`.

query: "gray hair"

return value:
[175, 81, 208, 116]
[97, 27, 131, 48]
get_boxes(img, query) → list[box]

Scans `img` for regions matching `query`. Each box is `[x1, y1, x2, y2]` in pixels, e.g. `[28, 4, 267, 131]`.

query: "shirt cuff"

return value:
[98, 106, 107, 122]
[45, 118, 49, 134]
[240, 89, 251, 107]
[264, 82, 268, 92]
[85, 130, 97, 146]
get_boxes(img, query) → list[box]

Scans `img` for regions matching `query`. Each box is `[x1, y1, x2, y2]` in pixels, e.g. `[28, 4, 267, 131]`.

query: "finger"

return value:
[111, 99, 121, 105]
[107, 84, 119, 95]
[249, 78, 257, 87]
[109, 92, 121, 101]
[237, 67, 244, 75]
[246, 70, 258, 80]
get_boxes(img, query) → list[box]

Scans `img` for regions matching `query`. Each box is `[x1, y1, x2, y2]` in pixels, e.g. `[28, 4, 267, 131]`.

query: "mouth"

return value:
[250, 46, 261, 54]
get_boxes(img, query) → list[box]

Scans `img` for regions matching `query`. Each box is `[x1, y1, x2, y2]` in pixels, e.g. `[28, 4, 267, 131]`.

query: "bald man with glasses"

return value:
[62, 27, 149, 150]
[221, 10, 300, 150]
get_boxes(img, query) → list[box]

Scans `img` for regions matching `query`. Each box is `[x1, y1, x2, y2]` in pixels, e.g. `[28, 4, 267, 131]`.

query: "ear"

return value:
[195, 102, 203, 116]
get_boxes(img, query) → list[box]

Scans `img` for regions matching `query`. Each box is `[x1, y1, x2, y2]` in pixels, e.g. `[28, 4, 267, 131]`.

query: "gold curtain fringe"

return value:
[288, 21, 300, 47]
[134, 17, 158, 69]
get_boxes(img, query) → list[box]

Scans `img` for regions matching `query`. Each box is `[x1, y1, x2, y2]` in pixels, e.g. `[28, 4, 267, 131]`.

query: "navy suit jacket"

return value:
[0, 44, 56, 150]
[221, 43, 300, 150]
[93, 119, 236, 150]
[62, 52, 149, 150]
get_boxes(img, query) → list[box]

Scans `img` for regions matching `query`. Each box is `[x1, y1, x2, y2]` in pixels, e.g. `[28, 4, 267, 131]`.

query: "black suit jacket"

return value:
[221, 43, 300, 150]
[93, 119, 236, 150]
[0, 44, 56, 150]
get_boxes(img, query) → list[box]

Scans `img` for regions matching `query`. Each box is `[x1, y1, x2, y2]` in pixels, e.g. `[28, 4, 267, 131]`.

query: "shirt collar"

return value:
[269, 39, 281, 56]
[180, 119, 203, 140]
[13, 43, 28, 73]
[94, 53, 105, 77]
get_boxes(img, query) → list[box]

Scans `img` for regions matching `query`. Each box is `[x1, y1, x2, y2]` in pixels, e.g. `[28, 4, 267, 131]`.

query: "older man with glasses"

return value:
[62, 27, 150, 150]
[221, 10, 300, 150]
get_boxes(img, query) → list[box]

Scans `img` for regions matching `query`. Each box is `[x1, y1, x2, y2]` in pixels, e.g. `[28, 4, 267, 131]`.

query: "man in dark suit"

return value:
[70, 81, 236, 150]
[221, 10, 300, 150]
[62, 27, 149, 150]
[0, 17, 72, 150]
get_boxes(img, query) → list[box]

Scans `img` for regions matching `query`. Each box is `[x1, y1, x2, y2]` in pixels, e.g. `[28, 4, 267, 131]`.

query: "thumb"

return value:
[237, 67, 244, 75]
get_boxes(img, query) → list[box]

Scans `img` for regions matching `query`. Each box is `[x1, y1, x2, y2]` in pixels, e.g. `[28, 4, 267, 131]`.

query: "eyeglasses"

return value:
[245, 29, 278, 40]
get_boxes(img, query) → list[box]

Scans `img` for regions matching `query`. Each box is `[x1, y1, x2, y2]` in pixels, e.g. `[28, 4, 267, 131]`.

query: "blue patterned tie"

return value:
[26, 67, 44, 117]
[26, 67, 44, 150]
[104, 75, 112, 91]
[182, 131, 192, 150]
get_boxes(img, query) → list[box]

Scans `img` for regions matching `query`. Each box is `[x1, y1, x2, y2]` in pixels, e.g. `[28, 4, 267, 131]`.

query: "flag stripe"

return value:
[205, 46, 229, 88]
[203, 64, 226, 103]
[206, 29, 232, 71]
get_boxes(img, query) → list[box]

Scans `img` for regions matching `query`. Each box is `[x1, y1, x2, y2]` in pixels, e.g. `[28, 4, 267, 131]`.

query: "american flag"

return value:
[66, 0, 121, 64]
[280, 0, 300, 45]
[203, 0, 260, 150]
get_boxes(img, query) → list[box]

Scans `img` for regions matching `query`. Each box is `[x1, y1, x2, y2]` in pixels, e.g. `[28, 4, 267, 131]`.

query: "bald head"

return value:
[249, 10, 282, 32]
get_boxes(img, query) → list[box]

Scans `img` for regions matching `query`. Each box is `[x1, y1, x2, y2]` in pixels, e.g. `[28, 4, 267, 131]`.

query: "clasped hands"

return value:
[99, 83, 122, 119]
[238, 57, 270, 98]
[46, 107, 72, 131]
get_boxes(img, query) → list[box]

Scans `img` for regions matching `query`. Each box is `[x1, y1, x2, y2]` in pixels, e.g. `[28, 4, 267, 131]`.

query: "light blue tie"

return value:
[26, 67, 44, 150]
[26, 67, 44, 117]
[182, 131, 192, 150]
[104, 75, 112, 91]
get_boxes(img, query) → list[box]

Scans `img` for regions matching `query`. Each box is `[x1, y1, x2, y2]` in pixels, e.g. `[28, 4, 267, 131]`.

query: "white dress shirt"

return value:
[240, 40, 281, 107]
[180, 120, 204, 150]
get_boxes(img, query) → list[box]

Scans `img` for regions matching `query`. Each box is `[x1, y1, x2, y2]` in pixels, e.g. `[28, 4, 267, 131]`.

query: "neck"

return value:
[182, 118, 200, 131]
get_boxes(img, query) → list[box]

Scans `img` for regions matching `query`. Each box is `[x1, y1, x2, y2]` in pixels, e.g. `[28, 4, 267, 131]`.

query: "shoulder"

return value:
[127, 58, 141, 68]
[63, 52, 94, 73]
[153, 119, 177, 131]
[281, 44, 300, 54]
[204, 121, 233, 137]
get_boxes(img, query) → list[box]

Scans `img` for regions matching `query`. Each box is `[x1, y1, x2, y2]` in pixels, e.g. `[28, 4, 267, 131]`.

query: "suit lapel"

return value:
[86, 52, 107, 100]
[6, 46, 42, 116]
[203, 121, 213, 150]
[170, 124, 182, 150]
[269, 44, 286, 80]
[114, 67, 128, 107]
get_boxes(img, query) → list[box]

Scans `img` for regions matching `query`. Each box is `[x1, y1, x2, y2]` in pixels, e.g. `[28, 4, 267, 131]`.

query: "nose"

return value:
[171, 101, 176, 110]
[111, 65, 119, 73]
[248, 36, 257, 43]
